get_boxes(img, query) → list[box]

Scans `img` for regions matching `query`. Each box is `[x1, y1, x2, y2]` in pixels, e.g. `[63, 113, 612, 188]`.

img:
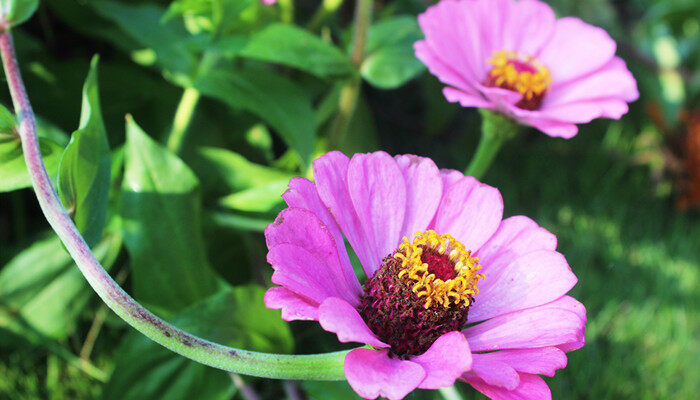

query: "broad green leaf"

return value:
[239, 24, 352, 79]
[91, 0, 195, 74]
[219, 180, 287, 213]
[0, 0, 38, 27]
[57, 56, 111, 248]
[103, 286, 293, 400]
[121, 118, 220, 315]
[0, 231, 122, 340]
[0, 105, 65, 192]
[194, 68, 315, 165]
[361, 17, 426, 90]
[197, 146, 293, 192]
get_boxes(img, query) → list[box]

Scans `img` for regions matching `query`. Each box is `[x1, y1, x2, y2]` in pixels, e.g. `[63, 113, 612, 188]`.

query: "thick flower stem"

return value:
[464, 109, 520, 179]
[0, 30, 349, 381]
[327, 0, 372, 150]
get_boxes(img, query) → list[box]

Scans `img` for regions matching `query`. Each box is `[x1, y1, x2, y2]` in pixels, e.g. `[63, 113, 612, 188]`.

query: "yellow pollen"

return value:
[488, 50, 551, 100]
[394, 230, 483, 309]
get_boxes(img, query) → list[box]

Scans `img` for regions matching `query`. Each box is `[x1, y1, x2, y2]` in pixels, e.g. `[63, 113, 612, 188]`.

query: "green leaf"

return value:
[166, 0, 257, 36]
[194, 68, 315, 166]
[197, 146, 293, 192]
[239, 23, 352, 79]
[0, 0, 39, 27]
[121, 117, 220, 315]
[103, 286, 293, 400]
[0, 105, 65, 192]
[219, 181, 287, 213]
[57, 56, 111, 248]
[0, 231, 122, 340]
[361, 17, 426, 90]
[90, 0, 195, 74]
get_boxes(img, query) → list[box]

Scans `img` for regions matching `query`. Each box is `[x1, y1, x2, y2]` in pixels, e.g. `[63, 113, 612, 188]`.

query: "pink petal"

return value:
[502, 0, 557, 56]
[264, 287, 318, 321]
[473, 347, 567, 378]
[469, 250, 577, 322]
[464, 373, 552, 400]
[414, 40, 478, 93]
[416, 0, 490, 84]
[313, 151, 376, 279]
[318, 297, 388, 348]
[394, 155, 443, 238]
[539, 17, 617, 84]
[282, 177, 362, 295]
[347, 152, 406, 276]
[268, 244, 338, 303]
[431, 176, 503, 252]
[344, 348, 425, 400]
[539, 99, 631, 123]
[476, 216, 557, 286]
[463, 305, 585, 352]
[469, 358, 520, 390]
[265, 208, 361, 306]
[546, 295, 587, 324]
[514, 114, 579, 138]
[443, 87, 492, 108]
[441, 168, 466, 188]
[536, 296, 587, 352]
[412, 331, 472, 389]
[545, 57, 639, 106]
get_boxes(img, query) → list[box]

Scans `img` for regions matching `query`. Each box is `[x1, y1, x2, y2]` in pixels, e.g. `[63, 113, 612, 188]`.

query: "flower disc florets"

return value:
[359, 231, 483, 357]
[485, 50, 552, 110]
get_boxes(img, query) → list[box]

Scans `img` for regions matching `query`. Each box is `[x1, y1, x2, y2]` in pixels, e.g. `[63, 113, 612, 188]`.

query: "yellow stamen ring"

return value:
[488, 50, 551, 101]
[395, 230, 483, 309]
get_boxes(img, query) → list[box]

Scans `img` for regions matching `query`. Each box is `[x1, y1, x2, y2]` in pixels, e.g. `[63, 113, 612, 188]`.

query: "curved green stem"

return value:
[0, 30, 349, 381]
[327, 0, 373, 150]
[464, 109, 520, 179]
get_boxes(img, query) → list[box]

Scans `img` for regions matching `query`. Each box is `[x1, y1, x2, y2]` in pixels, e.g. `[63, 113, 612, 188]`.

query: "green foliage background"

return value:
[0, 0, 698, 399]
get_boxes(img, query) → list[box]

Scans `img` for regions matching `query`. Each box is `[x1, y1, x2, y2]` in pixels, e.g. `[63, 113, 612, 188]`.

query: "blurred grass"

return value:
[489, 123, 699, 400]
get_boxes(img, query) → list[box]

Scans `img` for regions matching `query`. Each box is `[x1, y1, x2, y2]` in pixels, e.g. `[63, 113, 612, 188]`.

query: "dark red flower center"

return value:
[484, 50, 551, 111]
[358, 231, 482, 357]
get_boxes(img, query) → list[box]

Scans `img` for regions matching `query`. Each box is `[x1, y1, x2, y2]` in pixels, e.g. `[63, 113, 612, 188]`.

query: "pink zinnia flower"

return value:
[415, 0, 639, 138]
[265, 151, 586, 400]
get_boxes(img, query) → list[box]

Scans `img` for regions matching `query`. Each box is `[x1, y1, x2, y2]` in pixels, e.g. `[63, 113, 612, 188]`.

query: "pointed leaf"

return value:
[57, 56, 111, 248]
[103, 286, 293, 400]
[361, 17, 426, 89]
[121, 118, 220, 315]
[0, 231, 122, 339]
[239, 23, 352, 79]
[194, 68, 315, 166]
[0, 104, 65, 193]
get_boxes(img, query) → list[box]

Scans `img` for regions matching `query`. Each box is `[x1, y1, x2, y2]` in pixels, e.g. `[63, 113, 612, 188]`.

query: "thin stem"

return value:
[283, 380, 303, 400]
[278, 0, 294, 24]
[463, 127, 506, 179]
[439, 385, 465, 400]
[166, 51, 218, 154]
[464, 109, 519, 179]
[307, 0, 345, 31]
[0, 30, 349, 381]
[166, 87, 200, 154]
[326, 0, 372, 150]
[80, 267, 129, 360]
[230, 373, 261, 400]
